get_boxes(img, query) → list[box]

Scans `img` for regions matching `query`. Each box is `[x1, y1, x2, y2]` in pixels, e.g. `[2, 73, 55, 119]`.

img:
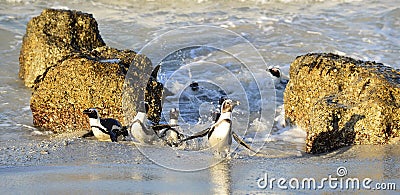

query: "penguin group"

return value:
[82, 65, 261, 157]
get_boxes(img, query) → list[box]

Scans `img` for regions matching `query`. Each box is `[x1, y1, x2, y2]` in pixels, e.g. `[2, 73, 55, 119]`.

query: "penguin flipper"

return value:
[232, 131, 257, 154]
[166, 127, 182, 136]
[81, 130, 94, 138]
[180, 127, 211, 143]
[151, 124, 173, 131]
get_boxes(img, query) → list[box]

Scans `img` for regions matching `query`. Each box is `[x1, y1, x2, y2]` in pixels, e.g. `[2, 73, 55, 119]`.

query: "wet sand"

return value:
[0, 133, 398, 194]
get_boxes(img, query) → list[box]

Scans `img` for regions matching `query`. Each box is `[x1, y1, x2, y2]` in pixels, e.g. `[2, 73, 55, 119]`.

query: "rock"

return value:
[30, 47, 149, 132]
[19, 9, 105, 88]
[20, 9, 161, 133]
[144, 67, 163, 125]
[122, 60, 163, 126]
[284, 53, 400, 154]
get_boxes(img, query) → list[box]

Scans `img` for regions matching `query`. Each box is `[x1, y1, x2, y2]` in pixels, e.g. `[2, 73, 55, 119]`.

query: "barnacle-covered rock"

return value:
[284, 53, 400, 154]
[19, 9, 105, 88]
[20, 9, 161, 133]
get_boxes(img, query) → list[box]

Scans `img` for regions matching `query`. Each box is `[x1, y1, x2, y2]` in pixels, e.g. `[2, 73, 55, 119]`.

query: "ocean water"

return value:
[0, 0, 399, 194]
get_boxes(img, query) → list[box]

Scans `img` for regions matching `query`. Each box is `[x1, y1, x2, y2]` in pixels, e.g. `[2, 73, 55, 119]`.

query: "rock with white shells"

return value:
[284, 53, 400, 154]
[19, 9, 162, 133]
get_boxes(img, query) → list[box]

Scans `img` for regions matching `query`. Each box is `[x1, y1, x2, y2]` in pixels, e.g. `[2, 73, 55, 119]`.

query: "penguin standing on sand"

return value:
[181, 98, 257, 157]
[129, 101, 159, 144]
[128, 64, 164, 144]
[208, 99, 239, 156]
[83, 108, 128, 142]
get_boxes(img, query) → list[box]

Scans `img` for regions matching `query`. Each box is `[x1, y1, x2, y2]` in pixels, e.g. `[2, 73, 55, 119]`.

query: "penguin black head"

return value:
[212, 96, 229, 122]
[218, 96, 228, 105]
[268, 67, 281, 78]
[83, 108, 99, 119]
[189, 82, 199, 91]
[221, 99, 240, 113]
[170, 108, 179, 120]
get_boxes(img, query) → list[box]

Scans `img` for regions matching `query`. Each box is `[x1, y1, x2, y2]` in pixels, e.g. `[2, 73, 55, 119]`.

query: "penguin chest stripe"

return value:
[209, 119, 232, 139]
[91, 125, 109, 134]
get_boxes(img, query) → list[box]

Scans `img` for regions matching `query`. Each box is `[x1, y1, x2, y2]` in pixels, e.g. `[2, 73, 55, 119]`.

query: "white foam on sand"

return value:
[268, 126, 307, 144]
[247, 104, 307, 144]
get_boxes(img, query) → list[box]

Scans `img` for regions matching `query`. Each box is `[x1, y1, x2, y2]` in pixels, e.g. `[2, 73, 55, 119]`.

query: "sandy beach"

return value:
[0, 132, 399, 194]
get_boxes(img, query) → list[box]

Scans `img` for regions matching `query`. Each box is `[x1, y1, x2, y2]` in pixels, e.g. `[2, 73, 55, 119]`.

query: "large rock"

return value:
[284, 53, 400, 154]
[19, 9, 106, 88]
[31, 47, 153, 132]
[19, 9, 160, 133]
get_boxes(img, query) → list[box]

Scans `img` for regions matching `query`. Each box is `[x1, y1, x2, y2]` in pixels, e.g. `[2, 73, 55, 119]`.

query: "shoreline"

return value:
[1, 134, 399, 193]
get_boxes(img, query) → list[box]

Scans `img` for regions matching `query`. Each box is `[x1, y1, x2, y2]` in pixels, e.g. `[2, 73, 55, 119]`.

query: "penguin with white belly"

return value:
[180, 98, 257, 157]
[129, 101, 159, 144]
[208, 99, 239, 156]
[82, 108, 128, 142]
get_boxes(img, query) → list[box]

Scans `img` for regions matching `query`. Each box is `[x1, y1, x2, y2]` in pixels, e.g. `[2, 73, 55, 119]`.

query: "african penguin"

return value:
[268, 66, 289, 82]
[83, 108, 127, 142]
[268, 67, 290, 91]
[129, 101, 158, 144]
[268, 67, 281, 78]
[207, 99, 240, 156]
[179, 98, 239, 157]
[169, 108, 179, 126]
[189, 81, 199, 91]
[180, 97, 257, 156]
[157, 108, 185, 147]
